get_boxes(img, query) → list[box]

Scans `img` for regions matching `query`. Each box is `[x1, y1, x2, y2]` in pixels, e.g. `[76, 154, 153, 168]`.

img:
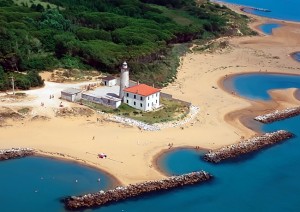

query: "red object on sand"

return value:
[98, 153, 107, 158]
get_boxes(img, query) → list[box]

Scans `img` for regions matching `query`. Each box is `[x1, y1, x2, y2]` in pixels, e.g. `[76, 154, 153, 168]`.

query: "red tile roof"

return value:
[124, 84, 160, 96]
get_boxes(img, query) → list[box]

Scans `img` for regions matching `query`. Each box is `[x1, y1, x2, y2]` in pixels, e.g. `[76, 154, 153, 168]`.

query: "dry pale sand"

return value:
[1, 6, 300, 185]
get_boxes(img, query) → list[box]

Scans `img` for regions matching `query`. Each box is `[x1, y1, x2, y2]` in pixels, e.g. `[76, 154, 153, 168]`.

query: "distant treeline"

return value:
[0, 0, 254, 90]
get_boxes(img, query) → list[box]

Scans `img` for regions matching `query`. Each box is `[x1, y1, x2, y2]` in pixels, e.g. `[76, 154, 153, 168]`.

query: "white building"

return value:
[123, 84, 160, 111]
[61, 88, 82, 102]
[102, 76, 117, 87]
[82, 93, 121, 109]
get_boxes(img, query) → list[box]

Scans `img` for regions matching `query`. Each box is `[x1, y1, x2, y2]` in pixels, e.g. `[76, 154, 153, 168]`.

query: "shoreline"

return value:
[153, 71, 300, 174]
[1, 0, 300, 186]
[213, 0, 300, 25]
[33, 151, 123, 188]
[152, 146, 208, 176]
[218, 72, 300, 137]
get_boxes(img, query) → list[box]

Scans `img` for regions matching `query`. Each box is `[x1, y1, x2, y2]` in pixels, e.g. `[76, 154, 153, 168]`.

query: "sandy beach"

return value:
[1, 4, 300, 185]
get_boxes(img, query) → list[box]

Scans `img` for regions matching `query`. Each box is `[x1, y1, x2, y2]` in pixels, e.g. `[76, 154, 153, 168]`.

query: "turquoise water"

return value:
[2, 0, 300, 209]
[152, 73, 300, 211]
[219, 0, 300, 22]
[259, 23, 281, 35]
[0, 156, 111, 212]
[230, 73, 300, 100]
[292, 52, 300, 62]
[1, 74, 300, 211]
[96, 73, 300, 211]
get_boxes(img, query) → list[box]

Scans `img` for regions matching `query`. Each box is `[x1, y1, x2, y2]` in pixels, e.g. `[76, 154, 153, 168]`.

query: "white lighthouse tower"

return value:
[119, 61, 129, 99]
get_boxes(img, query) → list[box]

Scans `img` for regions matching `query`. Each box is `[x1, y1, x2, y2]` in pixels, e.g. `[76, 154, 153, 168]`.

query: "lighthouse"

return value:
[119, 61, 129, 99]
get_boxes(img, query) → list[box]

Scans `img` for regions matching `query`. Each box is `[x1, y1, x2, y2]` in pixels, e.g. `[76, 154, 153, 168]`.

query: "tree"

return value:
[39, 9, 71, 31]
[0, 66, 9, 91]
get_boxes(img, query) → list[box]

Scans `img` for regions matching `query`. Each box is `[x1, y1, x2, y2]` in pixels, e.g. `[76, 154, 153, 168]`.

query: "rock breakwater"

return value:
[204, 130, 293, 163]
[0, 148, 34, 161]
[64, 171, 212, 210]
[241, 6, 271, 12]
[254, 107, 300, 123]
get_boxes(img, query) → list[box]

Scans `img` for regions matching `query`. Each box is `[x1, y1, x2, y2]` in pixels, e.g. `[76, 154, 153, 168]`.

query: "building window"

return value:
[140, 96, 143, 100]
[156, 100, 157, 103]
[156, 93, 158, 97]
[134, 95, 136, 99]
[126, 93, 129, 97]
[148, 103, 149, 107]
[134, 101, 136, 105]
[140, 103, 142, 107]
[148, 96, 149, 100]
[126, 100, 128, 103]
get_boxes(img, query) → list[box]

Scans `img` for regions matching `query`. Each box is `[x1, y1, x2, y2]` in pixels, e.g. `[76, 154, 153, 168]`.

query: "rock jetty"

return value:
[204, 130, 293, 163]
[241, 6, 271, 12]
[254, 107, 300, 124]
[65, 171, 212, 210]
[0, 148, 34, 161]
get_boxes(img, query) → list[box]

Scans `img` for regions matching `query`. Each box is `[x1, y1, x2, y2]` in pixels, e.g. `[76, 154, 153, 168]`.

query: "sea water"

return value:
[1, 77, 300, 211]
[2, 74, 300, 211]
[93, 73, 300, 212]
[150, 74, 300, 212]
[259, 23, 281, 35]
[292, 52, 300, 62]
[218, 0, 300, 22]
[2, 0, 300, 207]
[0, 156, 111, 212]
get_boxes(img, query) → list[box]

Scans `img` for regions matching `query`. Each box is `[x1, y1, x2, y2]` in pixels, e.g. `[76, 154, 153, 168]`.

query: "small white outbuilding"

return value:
[102, 76, 117, 87]
[61, 88, 82, 102]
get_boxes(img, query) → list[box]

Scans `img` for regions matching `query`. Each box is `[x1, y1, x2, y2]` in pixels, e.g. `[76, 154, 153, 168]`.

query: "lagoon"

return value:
[259, 23, 281, 35]
[229, 73, 300, 100]
[292, 52, 300, 62]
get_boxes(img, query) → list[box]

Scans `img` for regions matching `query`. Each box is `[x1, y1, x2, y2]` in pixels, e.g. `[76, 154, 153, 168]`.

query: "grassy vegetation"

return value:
[82, 98, 189, 124]
[150, 4, 202, 26]
[193, 40, 230, 52]
[13, 0, 57, 8]
[17, 107, 30, 114]
[49, 69, 101, 82]
[130, 43, 191, 87]
[15, 92, 26, 96]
